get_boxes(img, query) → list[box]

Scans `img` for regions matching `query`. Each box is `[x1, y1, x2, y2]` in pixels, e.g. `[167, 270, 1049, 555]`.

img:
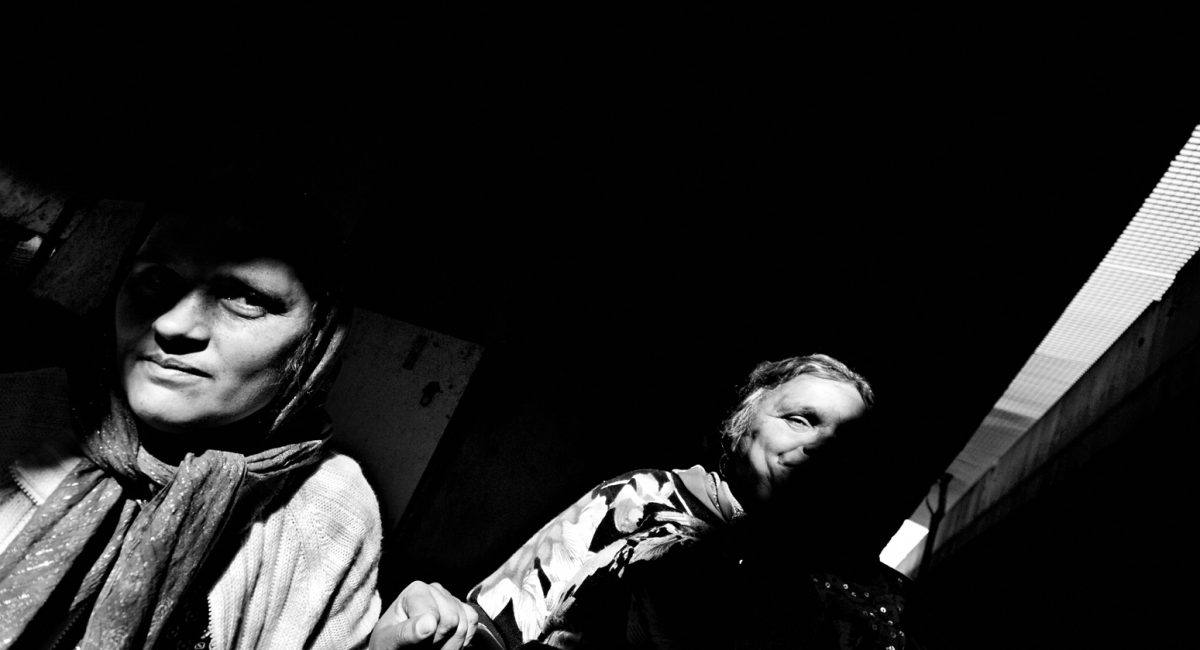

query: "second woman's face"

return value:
[114, 212, 315, 433]
[735, 374, 868, 506]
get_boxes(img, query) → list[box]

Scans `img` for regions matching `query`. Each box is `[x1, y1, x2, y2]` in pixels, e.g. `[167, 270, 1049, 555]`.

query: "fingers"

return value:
[449, 585, 479, 649]
[369, 580, 439, 649]
[463, 600, 480, 648]
[424, 582, 477, 650]
[368, 580, 480, 650]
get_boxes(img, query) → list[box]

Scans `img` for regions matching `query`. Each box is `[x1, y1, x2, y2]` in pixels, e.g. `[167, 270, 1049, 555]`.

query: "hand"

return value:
[369, 580, 480, 649]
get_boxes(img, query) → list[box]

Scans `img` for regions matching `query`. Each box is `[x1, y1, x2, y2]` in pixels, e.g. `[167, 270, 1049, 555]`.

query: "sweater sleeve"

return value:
[301, 453, 384, 649]
[210, 452, 383, 650]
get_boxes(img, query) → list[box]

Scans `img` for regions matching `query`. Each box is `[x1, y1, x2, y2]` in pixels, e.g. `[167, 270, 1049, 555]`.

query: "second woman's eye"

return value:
[785, 415, 812, 428]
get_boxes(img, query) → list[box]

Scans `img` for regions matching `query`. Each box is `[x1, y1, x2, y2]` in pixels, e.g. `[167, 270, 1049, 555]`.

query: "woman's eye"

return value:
[785, 415, 812, 428]
[130, 265, 182, 298]
[206, 276, 287, 319]
[219, 291, 271, 318]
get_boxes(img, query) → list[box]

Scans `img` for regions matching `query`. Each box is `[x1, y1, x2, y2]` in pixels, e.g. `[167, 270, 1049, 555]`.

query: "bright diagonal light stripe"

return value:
[886, 123, 1200, 575]
[879, 519, 928, 570]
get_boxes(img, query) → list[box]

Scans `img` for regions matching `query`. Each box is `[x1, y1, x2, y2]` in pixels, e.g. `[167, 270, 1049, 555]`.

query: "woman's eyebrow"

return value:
[221, 263, 297, 292]
[214, 273, 269, 292]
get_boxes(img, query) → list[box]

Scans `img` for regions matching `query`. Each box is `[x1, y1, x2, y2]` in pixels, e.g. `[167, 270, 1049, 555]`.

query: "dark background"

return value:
[4, 14, 1198, 645]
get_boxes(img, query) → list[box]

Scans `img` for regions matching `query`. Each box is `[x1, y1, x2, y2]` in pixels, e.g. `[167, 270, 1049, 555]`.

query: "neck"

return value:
[137, 414, 271, 465]
[724, 461, 768, 515]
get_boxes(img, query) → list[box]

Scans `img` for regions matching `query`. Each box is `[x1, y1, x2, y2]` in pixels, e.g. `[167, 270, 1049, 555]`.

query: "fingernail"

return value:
[416, 615, 436, 637]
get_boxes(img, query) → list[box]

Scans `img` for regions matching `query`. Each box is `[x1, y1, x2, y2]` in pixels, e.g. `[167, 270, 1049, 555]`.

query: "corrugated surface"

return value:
[906, 124, 1200, 532]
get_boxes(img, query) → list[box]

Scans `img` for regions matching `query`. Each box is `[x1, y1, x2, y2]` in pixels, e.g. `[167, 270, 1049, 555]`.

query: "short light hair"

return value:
[719, 354, 874, 473]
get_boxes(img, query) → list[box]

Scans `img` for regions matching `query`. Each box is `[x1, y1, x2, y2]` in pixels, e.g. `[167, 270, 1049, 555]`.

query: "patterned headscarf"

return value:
[0, 373, 329, 649]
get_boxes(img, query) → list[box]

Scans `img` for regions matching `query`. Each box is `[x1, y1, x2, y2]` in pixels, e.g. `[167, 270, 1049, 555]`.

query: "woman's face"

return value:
[114, 212, 314, 433]
[733, 374, 868, 506]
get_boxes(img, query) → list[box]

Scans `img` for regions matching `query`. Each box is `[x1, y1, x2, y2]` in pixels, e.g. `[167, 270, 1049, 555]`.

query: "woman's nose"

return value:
[152, 291, 211, 349]
[797, 427, 841, 455]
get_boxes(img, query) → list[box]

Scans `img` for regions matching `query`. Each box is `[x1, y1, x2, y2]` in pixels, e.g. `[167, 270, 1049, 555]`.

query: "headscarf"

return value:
[0, 371, 330, 649]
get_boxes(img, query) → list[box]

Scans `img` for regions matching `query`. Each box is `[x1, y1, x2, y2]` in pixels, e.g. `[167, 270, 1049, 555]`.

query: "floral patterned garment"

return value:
[468, 467, 927, 649]
[468, 468, 721, 648]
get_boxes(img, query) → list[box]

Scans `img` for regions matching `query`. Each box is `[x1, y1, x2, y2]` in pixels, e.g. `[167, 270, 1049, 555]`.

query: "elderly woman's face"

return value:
[114, 212, 314, 433]
[734, 374, 868, 505]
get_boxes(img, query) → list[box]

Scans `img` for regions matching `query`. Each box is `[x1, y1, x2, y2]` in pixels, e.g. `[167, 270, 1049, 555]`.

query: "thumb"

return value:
[415, 613, 438, 638]
[397, 613, 438, 644]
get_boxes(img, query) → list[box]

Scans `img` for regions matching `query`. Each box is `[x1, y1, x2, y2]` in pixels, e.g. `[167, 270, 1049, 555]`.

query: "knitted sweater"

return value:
[0, 369, 383, 649]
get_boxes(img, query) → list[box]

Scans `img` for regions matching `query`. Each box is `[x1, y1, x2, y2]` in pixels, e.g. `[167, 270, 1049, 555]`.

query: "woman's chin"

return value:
[136, 413, 211, 435]
[127, 395, 218, 434]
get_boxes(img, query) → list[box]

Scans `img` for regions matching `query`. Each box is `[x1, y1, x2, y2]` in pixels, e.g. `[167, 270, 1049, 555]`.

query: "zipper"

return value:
[1, 466, 41, 554]
[206, 589, 219, 650]
[46, 602, 85, 650]
[7, 464, 42, 506]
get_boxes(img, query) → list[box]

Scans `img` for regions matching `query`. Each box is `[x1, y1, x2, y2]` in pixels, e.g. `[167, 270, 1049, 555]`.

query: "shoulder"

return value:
[573, 468, 711, 553]
[295, 451, 377, 502]
[588, 468, 679, 500]
[273, 450, 383, 553]
[585, 468, 705, 521]
[209, 450, 382, 648]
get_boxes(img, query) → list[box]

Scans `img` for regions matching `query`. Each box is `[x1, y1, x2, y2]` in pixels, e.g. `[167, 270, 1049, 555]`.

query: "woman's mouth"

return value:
[142, 354, 211, 378]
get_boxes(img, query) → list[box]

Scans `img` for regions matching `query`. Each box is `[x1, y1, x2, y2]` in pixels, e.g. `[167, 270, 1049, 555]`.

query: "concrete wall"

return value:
[928, 250, 1200, 565]
[912, 252, 1200, 648]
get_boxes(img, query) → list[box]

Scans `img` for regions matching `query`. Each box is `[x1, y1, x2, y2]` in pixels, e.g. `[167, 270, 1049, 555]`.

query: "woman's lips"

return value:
[142, 354, 211, 378]
[781, 441, 830, 467]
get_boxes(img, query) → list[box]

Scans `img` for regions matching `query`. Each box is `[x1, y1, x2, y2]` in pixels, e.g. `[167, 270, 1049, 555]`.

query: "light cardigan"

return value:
[0, 369, 383, 650]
